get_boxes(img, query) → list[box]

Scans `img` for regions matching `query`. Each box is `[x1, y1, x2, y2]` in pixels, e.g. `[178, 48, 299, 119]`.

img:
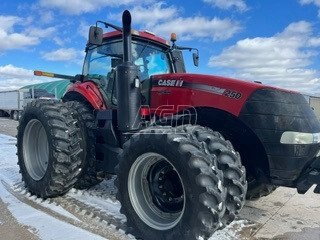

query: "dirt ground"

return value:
[0, 117, 319, 240]
[0, 118, 18, 137]
[0, 197, 38, 240]
[0, 118, 37, 240]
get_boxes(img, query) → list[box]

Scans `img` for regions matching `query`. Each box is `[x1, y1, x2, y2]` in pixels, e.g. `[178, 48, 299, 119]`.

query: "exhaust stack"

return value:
[116, 10, 141, 133]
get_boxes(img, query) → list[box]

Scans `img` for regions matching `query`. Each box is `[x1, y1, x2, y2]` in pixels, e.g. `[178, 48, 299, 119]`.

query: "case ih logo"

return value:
[158, 79, 184, 87]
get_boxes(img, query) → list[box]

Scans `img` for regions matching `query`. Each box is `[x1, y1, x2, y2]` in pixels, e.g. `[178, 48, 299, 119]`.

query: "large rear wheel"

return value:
[66, 101, 102, 189]
[17, 100, 83, 197]
[180, 125, 247, 225]
[116, 126, 228, 240]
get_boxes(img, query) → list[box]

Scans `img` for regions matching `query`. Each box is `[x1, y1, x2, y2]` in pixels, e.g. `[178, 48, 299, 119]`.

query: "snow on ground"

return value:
[0, 133, 248, 239]
[3, 131, 319, 240]
[0, 134, 105, 240]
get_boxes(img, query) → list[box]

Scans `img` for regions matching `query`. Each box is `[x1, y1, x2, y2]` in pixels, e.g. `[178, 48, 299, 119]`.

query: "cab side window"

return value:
[83, 41, 123, 105]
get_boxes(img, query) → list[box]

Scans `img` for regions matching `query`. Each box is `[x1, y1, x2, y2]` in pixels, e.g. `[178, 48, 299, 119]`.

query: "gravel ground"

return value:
[0, 117, 39, 240]
[0, 198, 38, 240]
[0, 118, 18, 137]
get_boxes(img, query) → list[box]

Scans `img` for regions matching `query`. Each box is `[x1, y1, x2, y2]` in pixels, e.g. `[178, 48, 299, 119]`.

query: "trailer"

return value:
[0, 90, 27, 120]
[0, 88, 57, 120]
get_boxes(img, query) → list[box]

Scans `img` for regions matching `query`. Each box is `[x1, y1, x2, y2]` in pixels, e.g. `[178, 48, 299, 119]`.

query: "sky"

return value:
[0, 0, 320, 94]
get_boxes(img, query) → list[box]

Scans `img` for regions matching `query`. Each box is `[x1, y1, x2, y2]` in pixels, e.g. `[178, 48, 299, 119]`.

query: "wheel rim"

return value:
[23, 119, 49, 181]
[128, 152, 185, 230]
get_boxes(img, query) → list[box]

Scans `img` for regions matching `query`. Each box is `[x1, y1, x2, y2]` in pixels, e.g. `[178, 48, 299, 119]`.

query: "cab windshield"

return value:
[83, 40, 171, 80]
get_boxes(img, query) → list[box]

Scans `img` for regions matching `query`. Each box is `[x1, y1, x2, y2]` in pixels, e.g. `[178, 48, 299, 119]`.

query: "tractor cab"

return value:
[83, 28, 198, 107]
[83, 31, 173, 106]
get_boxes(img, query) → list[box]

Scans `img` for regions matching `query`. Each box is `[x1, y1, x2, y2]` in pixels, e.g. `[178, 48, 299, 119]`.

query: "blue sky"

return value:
[0, 0, 320, 94]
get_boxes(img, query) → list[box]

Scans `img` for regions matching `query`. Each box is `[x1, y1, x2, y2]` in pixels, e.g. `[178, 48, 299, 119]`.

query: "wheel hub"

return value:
[22, 119, 49, 181]
[128, 152, 186, 230]
[148, 162, 184, 213]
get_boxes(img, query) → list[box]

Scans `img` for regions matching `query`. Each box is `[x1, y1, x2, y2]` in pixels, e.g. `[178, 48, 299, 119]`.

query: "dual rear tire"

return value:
[116, 126, 247, 240]
[17, 100, 83, 197]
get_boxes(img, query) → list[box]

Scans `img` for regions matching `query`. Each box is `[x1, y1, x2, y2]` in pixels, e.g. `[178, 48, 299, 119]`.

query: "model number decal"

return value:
[223, 90, 242, 99]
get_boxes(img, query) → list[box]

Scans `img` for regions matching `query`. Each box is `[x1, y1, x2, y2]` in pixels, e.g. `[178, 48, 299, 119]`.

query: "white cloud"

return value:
[42, 48, 84, 62]
[0, 15, 56, 51]
[0, 64, 33, 79]
[78, 21, 90, 39]
[0, 64, 45, 91]
[39, 11, 54, 24]
[152, 16, 241, 41]
[39, 0, 151, 15]
[308, 37, 320, 47]
[110, 3, 241, 41]
[109, 3, 179, 27]
[0, 16, 39, 51]
[203, 0, 248, 12]
[209, 21, 320, 94]
[299, 0, 320, 16]
[53, 36, 70, 46]
[24, 26, 56, 38]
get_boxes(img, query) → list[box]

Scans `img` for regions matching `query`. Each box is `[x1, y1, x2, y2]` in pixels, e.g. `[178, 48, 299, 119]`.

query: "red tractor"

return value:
[17, 10, 320, 239]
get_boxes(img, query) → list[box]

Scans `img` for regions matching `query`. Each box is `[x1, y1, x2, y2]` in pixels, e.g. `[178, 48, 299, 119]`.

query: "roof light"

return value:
[170, 33, 177, 42]
[144, 30, 155, 35]
[131, 29, 139, 35]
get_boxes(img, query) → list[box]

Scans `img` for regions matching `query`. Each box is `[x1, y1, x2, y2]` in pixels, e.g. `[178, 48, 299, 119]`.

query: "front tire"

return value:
[116, 126, 228, 240]
[17, 100, 83, 198]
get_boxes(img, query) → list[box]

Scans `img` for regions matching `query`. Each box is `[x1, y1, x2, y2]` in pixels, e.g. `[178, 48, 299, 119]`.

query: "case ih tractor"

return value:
[17, 10, 320, 240]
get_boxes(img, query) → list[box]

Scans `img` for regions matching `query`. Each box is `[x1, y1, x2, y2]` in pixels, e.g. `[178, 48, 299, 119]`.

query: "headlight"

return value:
[280, 132, 320, 144]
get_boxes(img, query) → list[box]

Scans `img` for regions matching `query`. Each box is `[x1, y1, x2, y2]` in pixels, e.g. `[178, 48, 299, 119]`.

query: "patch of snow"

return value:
[68, 190, 125, 221]
[0, 182, 105, 240]
[0, 134, 104, 239]
[210, 219, 252, 240]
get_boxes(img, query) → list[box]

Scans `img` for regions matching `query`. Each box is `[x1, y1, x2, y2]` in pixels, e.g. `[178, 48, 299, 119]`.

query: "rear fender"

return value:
[64, 81, 106, 110]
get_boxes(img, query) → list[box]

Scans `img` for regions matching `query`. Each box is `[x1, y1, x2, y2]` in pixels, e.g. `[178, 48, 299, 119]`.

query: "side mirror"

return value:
[89, 26, 103, 45]
[193, 52, 199, 67]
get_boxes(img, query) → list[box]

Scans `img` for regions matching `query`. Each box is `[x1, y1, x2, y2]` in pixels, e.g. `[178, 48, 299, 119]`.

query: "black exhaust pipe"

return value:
[116, 10, 141, 133]
[122, 10, 132, 63]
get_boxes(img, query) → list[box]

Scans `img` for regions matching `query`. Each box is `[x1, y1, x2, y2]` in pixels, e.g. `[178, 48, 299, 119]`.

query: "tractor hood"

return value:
[151, 73, 320, 185]
[152, 73, 291, 95]
[151, 73, 294, 116]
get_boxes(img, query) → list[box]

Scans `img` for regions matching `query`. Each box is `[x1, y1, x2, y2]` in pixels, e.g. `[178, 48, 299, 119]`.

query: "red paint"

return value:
[67, 73, 293, 118]
[103, 30, 169, 46]
[140, 106, 151, 117]
[66, 81, 107, 109]
[150, 73, 294, 117]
